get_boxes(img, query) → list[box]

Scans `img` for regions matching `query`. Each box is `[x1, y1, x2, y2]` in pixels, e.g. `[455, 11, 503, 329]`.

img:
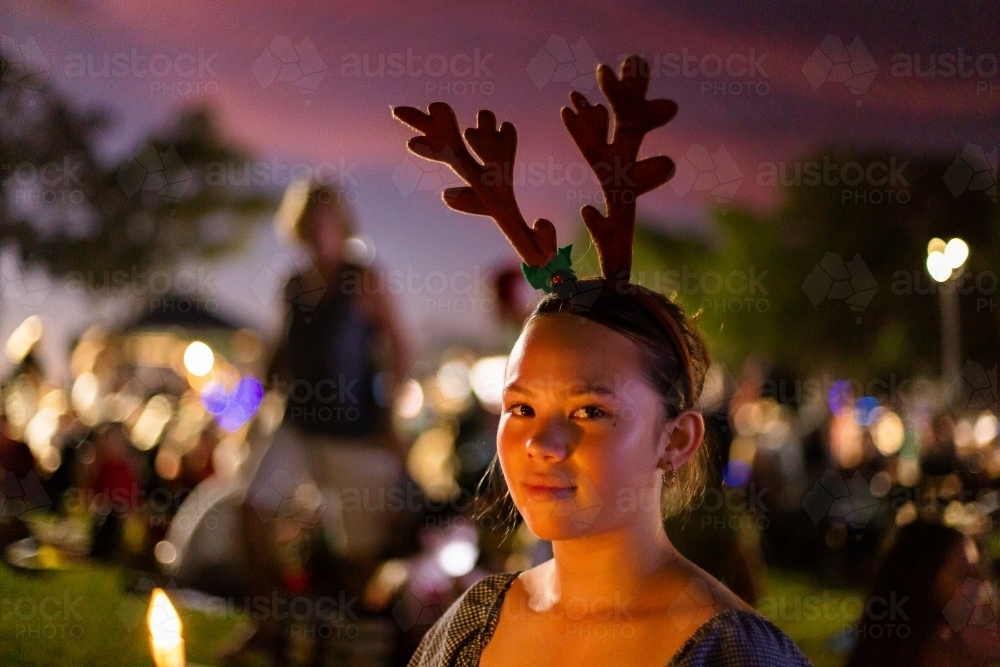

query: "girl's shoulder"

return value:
[407, 570, 813, 667]
[407, 572, 519, 667]
[667, 609, 814, 667]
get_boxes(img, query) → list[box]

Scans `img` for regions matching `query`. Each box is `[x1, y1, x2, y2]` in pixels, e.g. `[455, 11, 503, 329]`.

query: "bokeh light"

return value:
[943, 237, 969, 269]
[183, 341, 215, 377]
[926, 250, 952, 282]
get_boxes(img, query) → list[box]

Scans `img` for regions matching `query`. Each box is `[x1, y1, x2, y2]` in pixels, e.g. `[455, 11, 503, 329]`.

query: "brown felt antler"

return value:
[392, 102, 558, 268]
[562, 55, 678, 282]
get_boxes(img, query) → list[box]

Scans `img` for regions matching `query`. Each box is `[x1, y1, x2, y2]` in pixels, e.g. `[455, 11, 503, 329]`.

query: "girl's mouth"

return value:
[523, 483, 577, 501]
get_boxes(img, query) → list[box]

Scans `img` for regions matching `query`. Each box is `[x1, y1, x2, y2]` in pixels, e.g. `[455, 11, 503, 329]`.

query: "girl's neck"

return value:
[533, 522, 678, 609]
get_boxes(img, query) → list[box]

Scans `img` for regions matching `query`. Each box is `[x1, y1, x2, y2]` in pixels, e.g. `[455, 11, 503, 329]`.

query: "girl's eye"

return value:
[508, 403, 534, 417]
[572, 405, 608, 420]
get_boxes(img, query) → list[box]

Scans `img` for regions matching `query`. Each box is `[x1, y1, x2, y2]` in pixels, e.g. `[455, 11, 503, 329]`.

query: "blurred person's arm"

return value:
[361, 266, 413, 394]
[359, 266, 412, 457]
[263, 276, 298, 392]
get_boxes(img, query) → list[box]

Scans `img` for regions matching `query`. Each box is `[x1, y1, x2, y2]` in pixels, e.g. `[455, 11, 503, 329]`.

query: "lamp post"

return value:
[926, 237, 969, 385]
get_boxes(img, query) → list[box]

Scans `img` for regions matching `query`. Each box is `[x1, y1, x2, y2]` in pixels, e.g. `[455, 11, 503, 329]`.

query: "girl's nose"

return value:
[525, 415, 572, 461]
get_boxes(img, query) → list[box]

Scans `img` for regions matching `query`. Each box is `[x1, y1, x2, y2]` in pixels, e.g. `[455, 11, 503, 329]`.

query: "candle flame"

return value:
[147, 588, 182, 650]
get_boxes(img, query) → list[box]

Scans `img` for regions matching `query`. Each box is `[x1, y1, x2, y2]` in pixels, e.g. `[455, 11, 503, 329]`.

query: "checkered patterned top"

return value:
[407, 572, 813, 666]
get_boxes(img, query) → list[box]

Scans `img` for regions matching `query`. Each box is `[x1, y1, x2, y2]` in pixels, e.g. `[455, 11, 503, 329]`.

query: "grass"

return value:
[757, 568, 862, 667]
[0, 559, 857, 666]
[0, 560, 248, 666]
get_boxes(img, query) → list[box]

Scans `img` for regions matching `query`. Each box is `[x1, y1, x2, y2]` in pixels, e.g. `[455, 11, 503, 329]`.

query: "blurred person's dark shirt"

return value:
[278, 262, 387, 438]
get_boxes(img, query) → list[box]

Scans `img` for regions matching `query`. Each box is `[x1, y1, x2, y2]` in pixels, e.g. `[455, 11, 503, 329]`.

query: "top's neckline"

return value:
[476, 571, 760, 667]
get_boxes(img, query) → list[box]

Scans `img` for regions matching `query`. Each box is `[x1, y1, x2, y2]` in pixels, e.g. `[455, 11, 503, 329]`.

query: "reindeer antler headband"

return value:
[393, 55, 695, 406]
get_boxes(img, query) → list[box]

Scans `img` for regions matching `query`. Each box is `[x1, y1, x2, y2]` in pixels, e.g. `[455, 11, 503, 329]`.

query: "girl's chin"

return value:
[520, 522, 588, 542]
[518, 509, 605, 540]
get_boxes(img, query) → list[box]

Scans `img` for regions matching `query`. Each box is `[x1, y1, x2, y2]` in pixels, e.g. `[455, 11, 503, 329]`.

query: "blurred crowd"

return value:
[0, 184, 997, 667]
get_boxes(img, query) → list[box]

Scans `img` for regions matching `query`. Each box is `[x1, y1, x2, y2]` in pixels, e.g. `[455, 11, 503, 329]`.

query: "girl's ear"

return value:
[657, 409, 705, 471]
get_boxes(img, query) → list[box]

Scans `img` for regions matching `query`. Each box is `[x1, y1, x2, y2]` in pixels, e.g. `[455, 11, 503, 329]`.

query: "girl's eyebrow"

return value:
[503, 382, 533, 396]
[569, 386, 615, 398]
[503, 382, 615, 398]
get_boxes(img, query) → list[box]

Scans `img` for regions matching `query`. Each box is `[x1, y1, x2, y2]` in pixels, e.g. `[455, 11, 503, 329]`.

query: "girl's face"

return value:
[498, 312, 672, 541]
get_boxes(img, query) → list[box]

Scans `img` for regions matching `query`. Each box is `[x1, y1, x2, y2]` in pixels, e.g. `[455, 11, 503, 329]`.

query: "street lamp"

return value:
[926, 237, 968, 384]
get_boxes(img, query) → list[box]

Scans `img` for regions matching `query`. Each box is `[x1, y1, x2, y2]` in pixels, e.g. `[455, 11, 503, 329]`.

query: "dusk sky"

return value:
[2, 0, 997, 376]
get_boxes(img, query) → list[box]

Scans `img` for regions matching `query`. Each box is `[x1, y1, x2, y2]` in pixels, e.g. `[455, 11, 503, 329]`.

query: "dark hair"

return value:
[477, 279, 712, 528]
[844, 518, 968, 667]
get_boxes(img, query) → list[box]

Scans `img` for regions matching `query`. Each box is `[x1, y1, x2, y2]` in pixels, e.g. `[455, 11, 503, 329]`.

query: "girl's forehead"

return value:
[516, 312, 640, 357]
[505, 354, 653, 407]
[508, 316, 645, 386]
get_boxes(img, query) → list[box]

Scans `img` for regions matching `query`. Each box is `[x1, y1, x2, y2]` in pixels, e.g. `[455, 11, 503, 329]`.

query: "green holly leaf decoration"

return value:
[521, 244, 576, 293]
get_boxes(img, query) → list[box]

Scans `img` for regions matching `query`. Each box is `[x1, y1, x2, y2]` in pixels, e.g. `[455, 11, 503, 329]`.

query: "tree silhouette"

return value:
[575, 148, 1000, 384]
[1, 51, 274, 307]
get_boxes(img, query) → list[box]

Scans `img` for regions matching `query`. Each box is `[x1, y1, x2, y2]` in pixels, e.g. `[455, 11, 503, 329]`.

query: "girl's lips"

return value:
[523, 483, 577, 501]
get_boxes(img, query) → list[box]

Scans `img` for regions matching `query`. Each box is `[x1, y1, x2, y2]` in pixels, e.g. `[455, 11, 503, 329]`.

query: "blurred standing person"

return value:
[230, 181, 412, 663]
[845, 517, 999, 667]
[88, 423, 138, 561]
[0, 413, 36, 547]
